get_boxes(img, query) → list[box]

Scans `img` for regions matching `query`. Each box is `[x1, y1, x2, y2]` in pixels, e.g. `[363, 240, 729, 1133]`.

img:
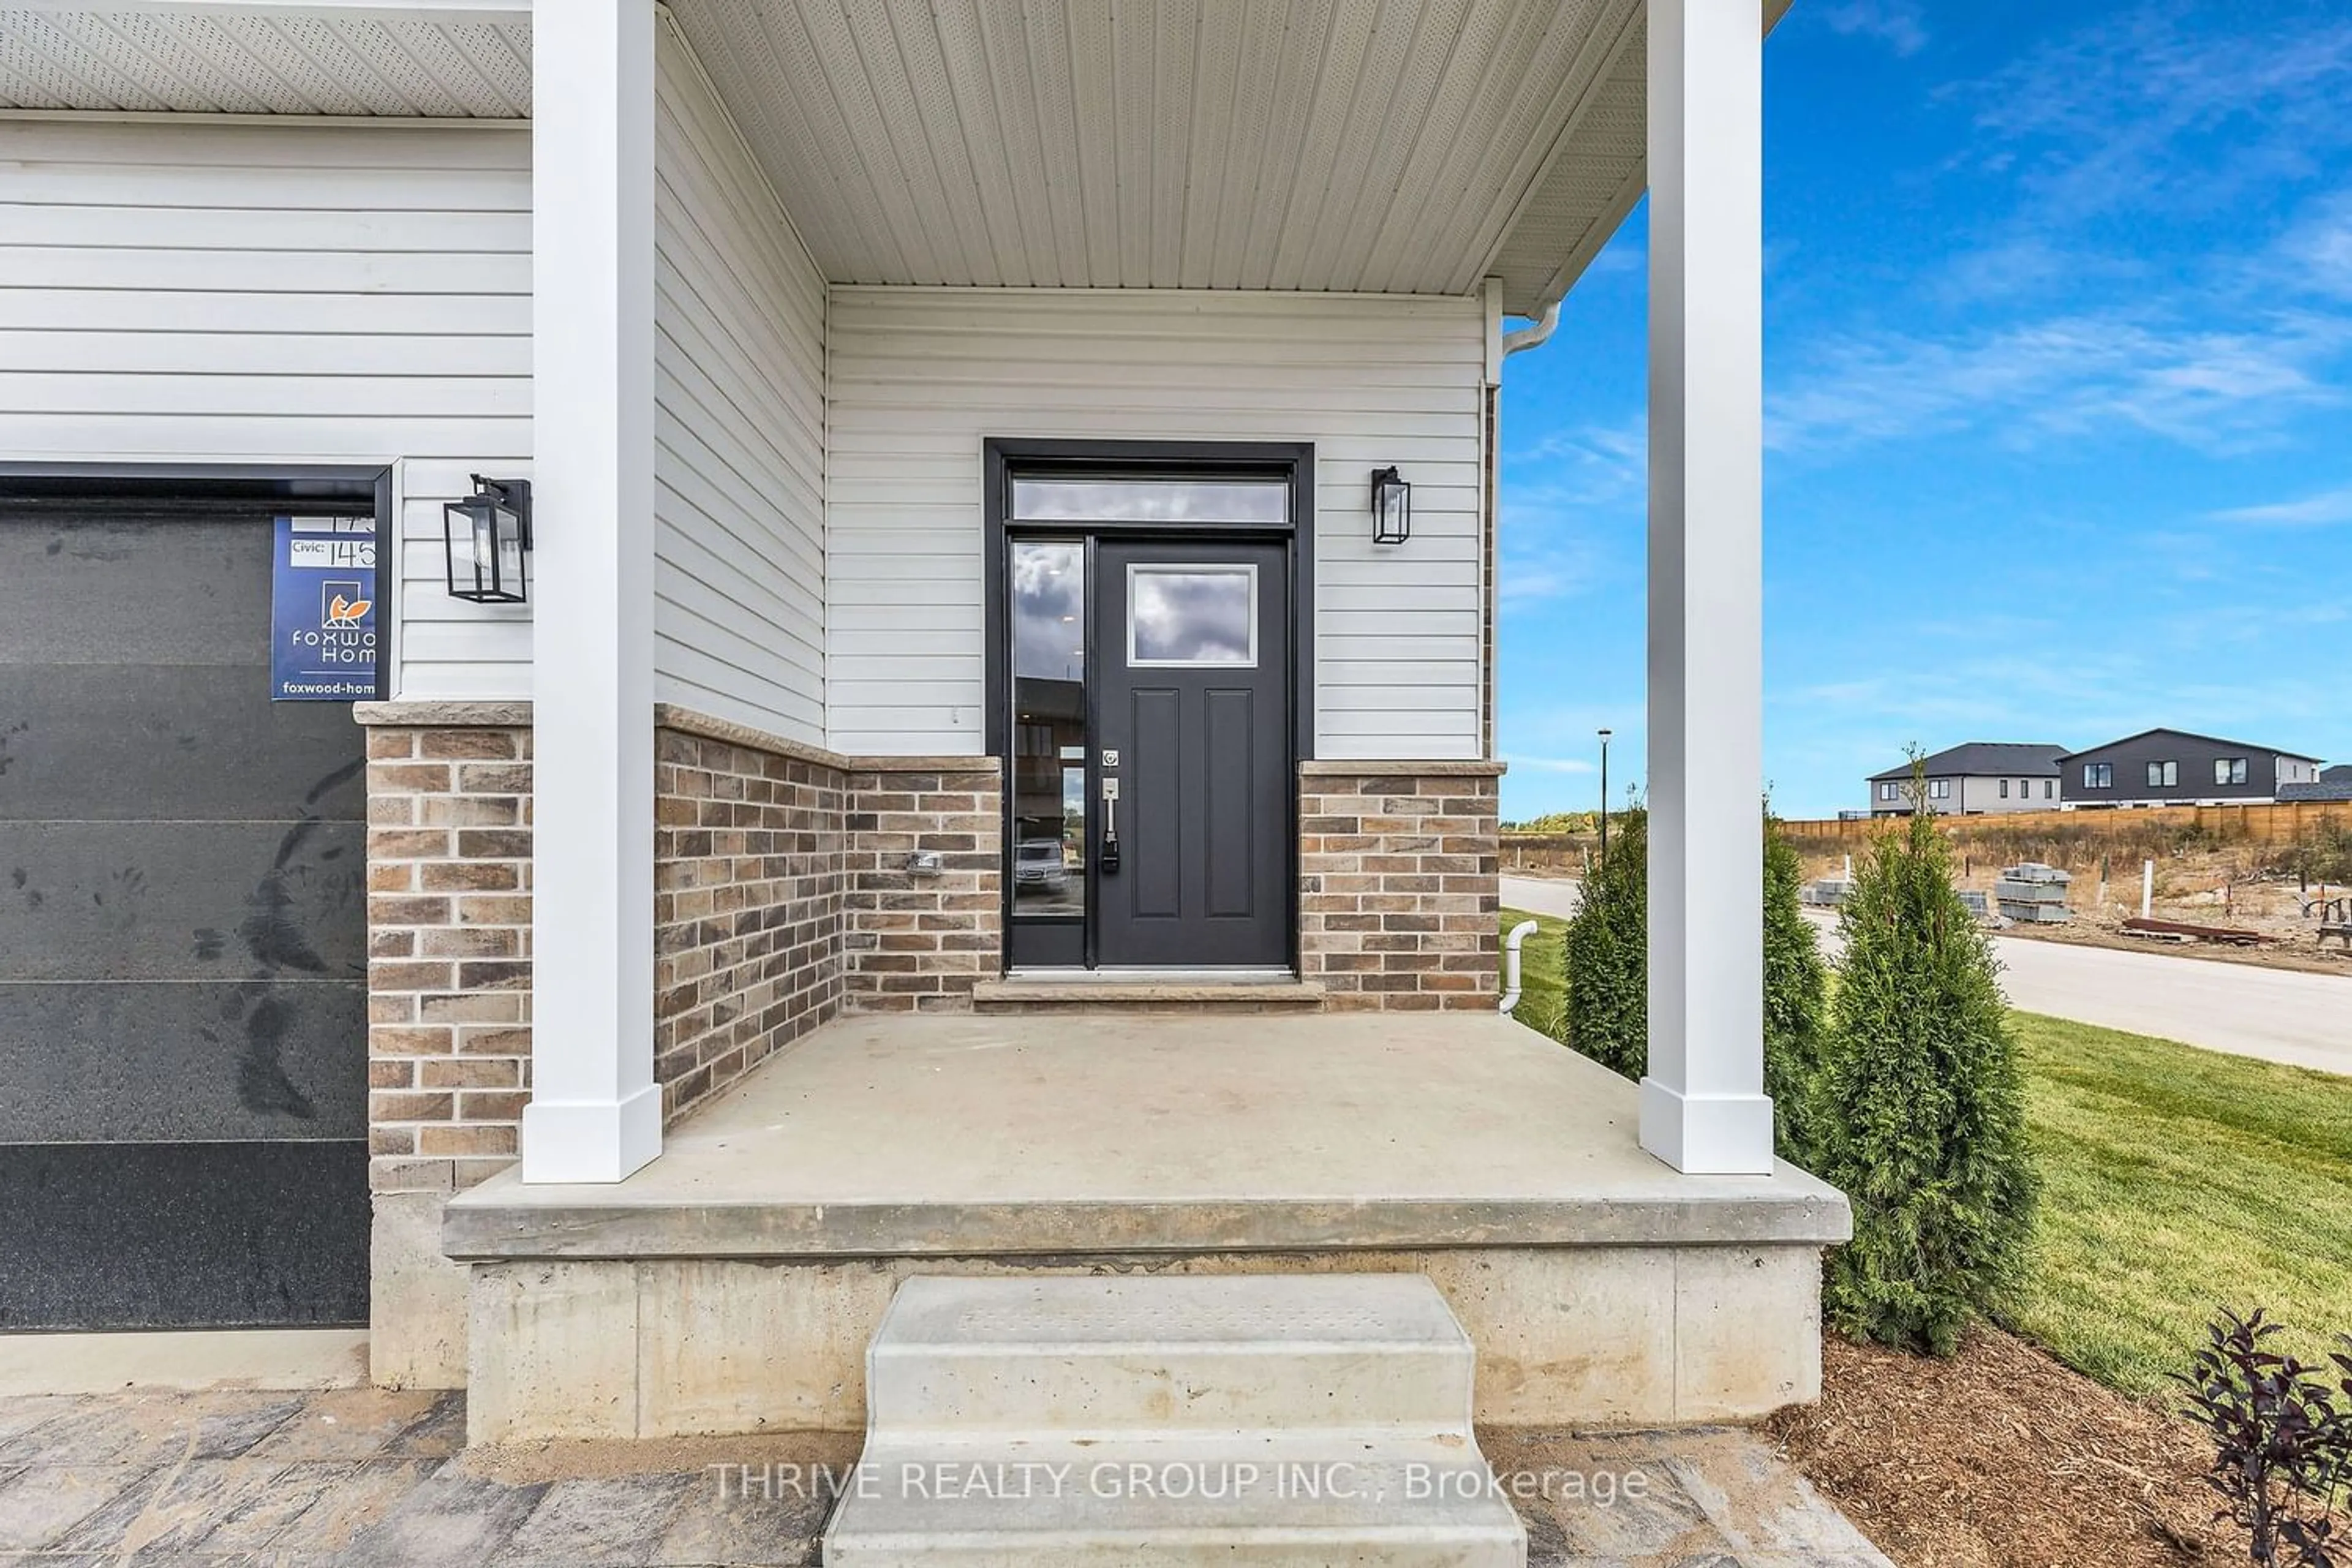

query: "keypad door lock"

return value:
[1099, 774, 1121, 873]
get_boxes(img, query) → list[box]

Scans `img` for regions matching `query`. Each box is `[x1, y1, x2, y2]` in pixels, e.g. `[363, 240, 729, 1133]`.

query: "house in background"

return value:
[1867, 742, 2068, 816]
[2280, 763, 2352, 803]
[2062, 729, 2326, 808]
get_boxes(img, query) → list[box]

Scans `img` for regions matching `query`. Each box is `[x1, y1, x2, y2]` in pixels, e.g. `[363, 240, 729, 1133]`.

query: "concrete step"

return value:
[867, 1275, 1476, 1437]
[970, 978, 1326, 1012]
[823, 1275, 1526, 1566]
[821, 1436, 1526, 1566]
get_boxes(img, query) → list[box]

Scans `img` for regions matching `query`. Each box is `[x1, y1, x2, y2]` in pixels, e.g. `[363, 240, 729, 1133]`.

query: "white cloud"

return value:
[1952, 7, 2352, 217]
[1768, 307, 2352, 455]
[1500, 753, 1597, 775]
[1506, 416, 1646, 508]
[1818, 0, 1928, 56]
[2279, 190, 2352, 298]
[2207, 486, 2352, 528]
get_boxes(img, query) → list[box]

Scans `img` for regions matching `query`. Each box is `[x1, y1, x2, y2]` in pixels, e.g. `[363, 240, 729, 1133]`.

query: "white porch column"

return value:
[1640, 0, 1774, 1175]
[522, 0, 660, 1183]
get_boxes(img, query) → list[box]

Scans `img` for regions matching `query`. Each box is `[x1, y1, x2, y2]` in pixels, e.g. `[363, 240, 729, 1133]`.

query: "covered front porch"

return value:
[444, 1009, 1848, 1442]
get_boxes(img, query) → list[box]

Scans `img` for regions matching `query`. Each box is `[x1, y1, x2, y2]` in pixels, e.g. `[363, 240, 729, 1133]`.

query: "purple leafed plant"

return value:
[2175, 1308, 2352, 1566]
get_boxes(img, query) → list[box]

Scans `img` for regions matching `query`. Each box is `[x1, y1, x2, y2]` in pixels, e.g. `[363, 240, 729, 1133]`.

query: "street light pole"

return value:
[1597, 727, 1613, 862]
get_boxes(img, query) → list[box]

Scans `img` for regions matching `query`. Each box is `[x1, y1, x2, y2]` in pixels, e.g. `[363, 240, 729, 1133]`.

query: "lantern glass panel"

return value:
[1371, 469, 1410, 544]
[494, 503, 526, 595]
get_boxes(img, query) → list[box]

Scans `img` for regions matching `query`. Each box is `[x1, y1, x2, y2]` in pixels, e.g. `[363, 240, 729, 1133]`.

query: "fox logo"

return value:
[320, 579, 372, 627]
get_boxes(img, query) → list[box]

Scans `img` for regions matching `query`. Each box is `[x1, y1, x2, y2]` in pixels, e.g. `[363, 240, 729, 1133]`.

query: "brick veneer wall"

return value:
[1298, 763, 1504, 1011]
[364, 715, 536, 1196]
[358, 703, 533, 1389]
[358, 702, 1003, 1387]
[653, 725, 845, 1121]
[842, 763, 1002, 1011]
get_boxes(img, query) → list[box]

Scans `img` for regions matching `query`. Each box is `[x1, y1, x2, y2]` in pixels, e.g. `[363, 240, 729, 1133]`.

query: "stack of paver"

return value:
[1995, 862, 2072, 924]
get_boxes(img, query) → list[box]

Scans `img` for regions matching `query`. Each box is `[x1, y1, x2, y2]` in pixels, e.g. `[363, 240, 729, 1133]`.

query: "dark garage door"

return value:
[0, 497, 371, 1328]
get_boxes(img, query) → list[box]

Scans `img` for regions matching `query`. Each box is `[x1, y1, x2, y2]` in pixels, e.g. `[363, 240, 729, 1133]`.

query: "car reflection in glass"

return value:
[1014, 838, 1070, 895]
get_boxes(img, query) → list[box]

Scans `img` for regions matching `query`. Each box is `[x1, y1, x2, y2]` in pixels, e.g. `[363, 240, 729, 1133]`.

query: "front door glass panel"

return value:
[1009, 540, 1087, 919]
[1127, 565, 1258, 666]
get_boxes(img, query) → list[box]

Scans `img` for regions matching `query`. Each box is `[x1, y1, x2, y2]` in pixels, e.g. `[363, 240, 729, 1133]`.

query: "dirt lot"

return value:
[1770, 1325, 2226, 1568]
[1796, 843, 2352, 976]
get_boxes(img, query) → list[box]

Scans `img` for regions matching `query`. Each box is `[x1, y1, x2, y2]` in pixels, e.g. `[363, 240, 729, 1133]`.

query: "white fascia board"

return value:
[12, 0, 529, 21]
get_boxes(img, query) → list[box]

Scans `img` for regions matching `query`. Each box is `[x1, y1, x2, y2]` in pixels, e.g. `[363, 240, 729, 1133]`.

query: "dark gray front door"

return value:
[0, 506, 369, 1328]
[1095, 539, 1290, 968]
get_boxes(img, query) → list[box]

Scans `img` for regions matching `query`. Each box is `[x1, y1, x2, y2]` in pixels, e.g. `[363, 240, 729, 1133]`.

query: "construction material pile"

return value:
[1996, 862, 2072, 924]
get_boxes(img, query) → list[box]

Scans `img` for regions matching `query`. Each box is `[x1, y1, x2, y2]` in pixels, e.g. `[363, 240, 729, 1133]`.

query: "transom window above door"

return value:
[1010, 477, 1289, 525]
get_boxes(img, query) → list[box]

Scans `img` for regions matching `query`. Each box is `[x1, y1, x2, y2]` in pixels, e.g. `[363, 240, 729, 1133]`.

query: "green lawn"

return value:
[1499, 907, 1570, 1034]
[1501, 907, 2352, 1399]
[2007, 1011, 2352, 1396]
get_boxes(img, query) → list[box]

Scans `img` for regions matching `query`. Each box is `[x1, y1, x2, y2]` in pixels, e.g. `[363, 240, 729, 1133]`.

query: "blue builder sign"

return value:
[271, 514, 380, 701]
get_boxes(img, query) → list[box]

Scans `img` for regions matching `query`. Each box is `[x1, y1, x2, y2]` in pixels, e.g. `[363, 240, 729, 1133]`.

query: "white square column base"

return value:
[1639, 1076, 1774, 1175]
[521, 1084, 663, 1184]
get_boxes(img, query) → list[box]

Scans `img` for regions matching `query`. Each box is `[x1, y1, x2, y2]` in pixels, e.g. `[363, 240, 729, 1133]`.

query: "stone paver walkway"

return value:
[0, 1386, 1890, 1566]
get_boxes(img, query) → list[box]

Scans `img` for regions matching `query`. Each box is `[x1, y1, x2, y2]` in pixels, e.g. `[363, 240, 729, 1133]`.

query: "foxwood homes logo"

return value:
[272, 514, 379, 700]
[322, 581, 373, 627]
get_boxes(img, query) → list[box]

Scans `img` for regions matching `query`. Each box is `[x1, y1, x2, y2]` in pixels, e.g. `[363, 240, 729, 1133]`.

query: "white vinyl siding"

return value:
[824, 288, 1485, 758]
[652, 28, 827, 743]
[0, 118, 532, 700]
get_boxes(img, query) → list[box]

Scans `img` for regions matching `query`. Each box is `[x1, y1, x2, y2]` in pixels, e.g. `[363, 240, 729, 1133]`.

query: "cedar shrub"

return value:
[1558, 806, 1833, 1169]
[1816, 774, 2039, 1355]
[1762, 820, 1832, 1165]
[1560, 807, 1648, 1080]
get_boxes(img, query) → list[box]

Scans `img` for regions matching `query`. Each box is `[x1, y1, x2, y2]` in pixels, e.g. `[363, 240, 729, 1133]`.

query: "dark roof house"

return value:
[2062, 729, 2325, 807]
[1867, 742, 2068, 816]
[2282, 761, 2352, 802]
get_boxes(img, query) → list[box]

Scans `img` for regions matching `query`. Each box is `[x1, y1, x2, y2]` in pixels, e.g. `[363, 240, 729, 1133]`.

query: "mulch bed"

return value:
[1766, 1324, 2226, 1567]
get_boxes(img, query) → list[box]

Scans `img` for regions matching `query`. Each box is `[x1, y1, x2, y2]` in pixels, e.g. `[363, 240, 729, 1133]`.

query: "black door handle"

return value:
[1100, 778, 1121, 873]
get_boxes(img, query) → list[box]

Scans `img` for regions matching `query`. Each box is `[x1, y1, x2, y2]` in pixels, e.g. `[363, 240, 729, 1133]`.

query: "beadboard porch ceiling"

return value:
[666, 0, 1648, 314]
[0, 0, 1786, 315]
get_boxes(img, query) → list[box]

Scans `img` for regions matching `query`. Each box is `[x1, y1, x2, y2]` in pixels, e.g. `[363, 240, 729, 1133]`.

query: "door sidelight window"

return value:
[1009, 540, 1087, 918]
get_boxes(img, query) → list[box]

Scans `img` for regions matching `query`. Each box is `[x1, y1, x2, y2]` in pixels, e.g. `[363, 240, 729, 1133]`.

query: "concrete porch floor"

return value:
[445, 1011, 1848, 1259]
[0, 1384, 1893, 1566]
[440, 1013, 1850, 1441]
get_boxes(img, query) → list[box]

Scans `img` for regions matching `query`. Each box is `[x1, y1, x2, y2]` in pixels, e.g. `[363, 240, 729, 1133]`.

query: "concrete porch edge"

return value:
[443, 1184, 1848, 1261]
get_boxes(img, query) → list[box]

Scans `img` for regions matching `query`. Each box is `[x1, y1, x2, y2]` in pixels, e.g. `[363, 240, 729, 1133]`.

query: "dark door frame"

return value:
[982, 439, 1315, 972]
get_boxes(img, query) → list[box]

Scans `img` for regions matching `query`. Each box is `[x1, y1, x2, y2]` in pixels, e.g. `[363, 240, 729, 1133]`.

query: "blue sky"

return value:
[1495, 0, 2352, 821]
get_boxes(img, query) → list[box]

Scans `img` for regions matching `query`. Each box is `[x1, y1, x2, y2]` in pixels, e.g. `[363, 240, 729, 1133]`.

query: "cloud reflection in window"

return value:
[1012, 541, 1084, 680]
[1128, 567, 1256, 666]
[1011, 479, 1287, 524]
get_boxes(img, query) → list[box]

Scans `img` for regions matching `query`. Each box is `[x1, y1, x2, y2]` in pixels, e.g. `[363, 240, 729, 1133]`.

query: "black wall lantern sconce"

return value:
[1370, 466, 1411, 545]
[443, 475, 532, 603]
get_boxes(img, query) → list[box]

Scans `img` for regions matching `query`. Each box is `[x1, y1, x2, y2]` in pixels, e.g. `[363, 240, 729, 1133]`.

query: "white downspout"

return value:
[1500, 298, 1561, 357]
[1495, 294, 1552, 1009]
[1498, 919, 1540, 1014]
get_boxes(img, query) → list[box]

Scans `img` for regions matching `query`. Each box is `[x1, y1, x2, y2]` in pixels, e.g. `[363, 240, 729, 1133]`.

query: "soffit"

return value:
[665, 0, 1645, 311]
[0, 0, 1686, 314]
[0, 8, 529, 116]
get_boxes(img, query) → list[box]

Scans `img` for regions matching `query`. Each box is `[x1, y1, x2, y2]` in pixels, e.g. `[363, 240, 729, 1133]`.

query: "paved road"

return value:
[1503, 875, 2352, 1077]
[1501, 875, 1582, 921]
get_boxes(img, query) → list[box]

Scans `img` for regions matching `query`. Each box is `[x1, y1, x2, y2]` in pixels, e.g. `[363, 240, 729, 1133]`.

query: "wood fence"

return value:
[1764, 800, 2351, 848]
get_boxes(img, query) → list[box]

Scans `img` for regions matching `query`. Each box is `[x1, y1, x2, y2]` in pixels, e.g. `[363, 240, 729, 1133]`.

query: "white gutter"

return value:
[1499, 300, 1561, 358]
[1497, 920, 1540, 1014]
